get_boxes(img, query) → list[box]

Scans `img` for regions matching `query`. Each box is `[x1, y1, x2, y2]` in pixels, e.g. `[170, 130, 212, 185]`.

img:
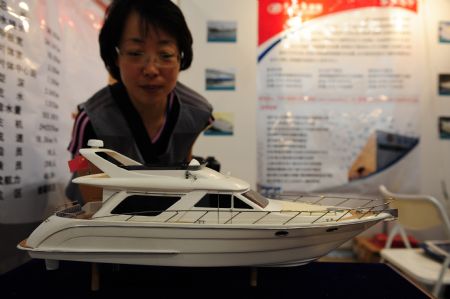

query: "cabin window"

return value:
[242, 190, 269, 208]
[111, 195, 180, 216]
[96, 152, 125, 167]
[195, 194, 232, 208]
[233, 198, 252, 209]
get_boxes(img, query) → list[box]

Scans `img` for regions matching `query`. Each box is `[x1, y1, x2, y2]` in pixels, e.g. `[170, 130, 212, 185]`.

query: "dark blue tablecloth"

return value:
[0, 259, 432, 298]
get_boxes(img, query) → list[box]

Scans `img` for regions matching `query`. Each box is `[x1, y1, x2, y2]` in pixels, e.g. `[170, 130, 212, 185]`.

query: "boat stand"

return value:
[250, 267, 258, 287]
[89, 263, 258, 290]
[91, 263, 100, 291]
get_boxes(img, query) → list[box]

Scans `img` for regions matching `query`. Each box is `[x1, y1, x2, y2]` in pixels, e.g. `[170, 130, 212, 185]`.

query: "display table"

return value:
[0, 259, 432, 298]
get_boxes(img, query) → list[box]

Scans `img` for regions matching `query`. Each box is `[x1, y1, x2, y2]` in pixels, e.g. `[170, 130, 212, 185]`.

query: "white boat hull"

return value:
[18, 145, 396, 267]
[20, 216, 380, 267]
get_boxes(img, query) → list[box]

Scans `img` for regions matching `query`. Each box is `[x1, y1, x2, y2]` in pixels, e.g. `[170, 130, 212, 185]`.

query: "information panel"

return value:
[258, 0, 422, 195]
[0, 0, 106, 224]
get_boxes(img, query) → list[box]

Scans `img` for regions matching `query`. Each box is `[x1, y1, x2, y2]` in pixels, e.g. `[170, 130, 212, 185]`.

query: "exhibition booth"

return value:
[0, 0, 450, 297]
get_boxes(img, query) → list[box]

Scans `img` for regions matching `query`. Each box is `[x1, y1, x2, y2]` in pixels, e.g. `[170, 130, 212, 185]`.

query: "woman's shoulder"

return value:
[174, 81, 212, 113]
[67, 109, 96, 155]
[82, 84, 116, 111]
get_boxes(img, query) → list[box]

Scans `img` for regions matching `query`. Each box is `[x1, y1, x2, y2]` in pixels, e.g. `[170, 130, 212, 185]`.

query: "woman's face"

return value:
[116, 11, 180, 107]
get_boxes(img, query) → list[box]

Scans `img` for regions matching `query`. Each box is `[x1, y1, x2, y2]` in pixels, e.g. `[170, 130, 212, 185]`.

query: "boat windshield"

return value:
[242, 190, 269, 208]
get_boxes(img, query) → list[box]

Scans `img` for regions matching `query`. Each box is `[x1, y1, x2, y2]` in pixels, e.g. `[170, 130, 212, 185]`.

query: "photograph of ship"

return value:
[207, 20, 237, 42]
[348, 130, 419, 181]
[439, 117, 450, 139]
[205, 68, 236, 90]
[439, 21, 450, 43]
[204, 112, 234, 136]
[439, 74, 450, 95]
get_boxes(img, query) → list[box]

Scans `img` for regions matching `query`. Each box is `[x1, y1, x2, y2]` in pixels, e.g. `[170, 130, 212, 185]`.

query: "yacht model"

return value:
[18, 140, 395, 267]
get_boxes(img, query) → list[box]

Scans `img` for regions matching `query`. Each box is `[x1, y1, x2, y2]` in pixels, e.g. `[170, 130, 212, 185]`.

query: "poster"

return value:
[258, 0, 422, 195]
[0, 0, 107, 273]
[0, 0, 106, 224]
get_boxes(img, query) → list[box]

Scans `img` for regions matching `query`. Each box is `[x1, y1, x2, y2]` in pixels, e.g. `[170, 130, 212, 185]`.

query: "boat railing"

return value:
[53, 193, 396, 224]
[84, 202, 395, 225]
[273, 193, 382, 209]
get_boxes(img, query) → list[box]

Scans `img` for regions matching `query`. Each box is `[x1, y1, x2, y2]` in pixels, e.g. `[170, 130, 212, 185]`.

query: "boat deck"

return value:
[54, 198, 394, 226]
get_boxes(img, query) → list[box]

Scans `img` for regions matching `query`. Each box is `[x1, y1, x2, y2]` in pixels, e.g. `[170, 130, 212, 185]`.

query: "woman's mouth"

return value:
[140, 85, 163, 92]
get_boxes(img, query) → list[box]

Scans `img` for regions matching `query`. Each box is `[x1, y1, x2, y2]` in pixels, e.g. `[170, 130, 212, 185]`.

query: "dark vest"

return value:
[66, 81, 212, 203]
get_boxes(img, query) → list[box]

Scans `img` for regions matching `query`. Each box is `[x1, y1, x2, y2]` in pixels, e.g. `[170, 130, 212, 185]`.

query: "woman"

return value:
[66, 0, 213, 203]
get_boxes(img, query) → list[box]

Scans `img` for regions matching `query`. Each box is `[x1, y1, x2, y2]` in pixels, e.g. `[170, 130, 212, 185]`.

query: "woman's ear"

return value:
[108, 74, 116, 85]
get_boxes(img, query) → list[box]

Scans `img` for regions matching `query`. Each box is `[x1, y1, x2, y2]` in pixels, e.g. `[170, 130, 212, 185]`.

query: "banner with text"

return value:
[258, 0, 422, 195]
[0, 0, 106, 224]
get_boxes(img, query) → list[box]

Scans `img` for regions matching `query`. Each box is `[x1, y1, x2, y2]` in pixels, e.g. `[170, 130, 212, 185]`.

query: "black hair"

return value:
[99, 0, 193, 81]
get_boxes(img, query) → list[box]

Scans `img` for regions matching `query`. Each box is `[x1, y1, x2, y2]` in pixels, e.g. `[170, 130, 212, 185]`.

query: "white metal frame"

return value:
[379, 185, 450, 298]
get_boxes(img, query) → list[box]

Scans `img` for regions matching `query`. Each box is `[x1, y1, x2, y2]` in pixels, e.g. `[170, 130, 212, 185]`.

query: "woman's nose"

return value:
[142, 58, 159, 77]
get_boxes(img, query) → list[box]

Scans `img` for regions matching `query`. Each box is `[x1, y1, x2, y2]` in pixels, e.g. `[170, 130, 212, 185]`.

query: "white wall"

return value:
[420, 0, 450, 203]
[178, 0, 258, 188]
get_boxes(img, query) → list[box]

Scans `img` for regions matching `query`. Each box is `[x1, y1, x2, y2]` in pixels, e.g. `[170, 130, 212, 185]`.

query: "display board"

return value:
[257, 0, 423, 195]
[0, 0, 107, 273]
[0, 0, 106, 224]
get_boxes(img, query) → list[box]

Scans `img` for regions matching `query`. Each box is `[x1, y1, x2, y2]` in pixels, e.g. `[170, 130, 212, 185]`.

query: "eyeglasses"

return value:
[115, 46, 180, 68]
